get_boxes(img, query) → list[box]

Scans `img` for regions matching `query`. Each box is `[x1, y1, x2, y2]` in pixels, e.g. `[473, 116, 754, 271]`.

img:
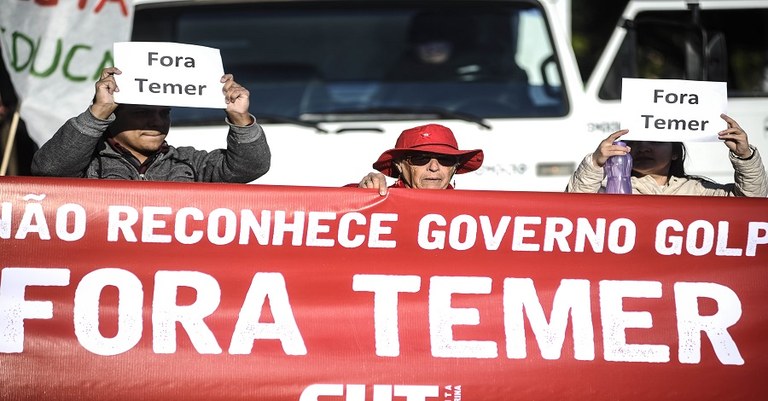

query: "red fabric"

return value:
[372, 124, 484, 177]
[1, 177, 767, 401]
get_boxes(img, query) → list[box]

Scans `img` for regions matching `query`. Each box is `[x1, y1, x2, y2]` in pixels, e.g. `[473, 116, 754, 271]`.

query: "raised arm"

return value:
[31, 68, 122, 177]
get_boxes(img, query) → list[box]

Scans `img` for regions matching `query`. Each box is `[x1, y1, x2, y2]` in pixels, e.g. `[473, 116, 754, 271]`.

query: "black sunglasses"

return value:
[404, 153, 459, 167]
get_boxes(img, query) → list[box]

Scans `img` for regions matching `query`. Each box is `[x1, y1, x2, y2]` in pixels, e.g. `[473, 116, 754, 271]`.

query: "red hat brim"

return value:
[372, 143, 484, 177]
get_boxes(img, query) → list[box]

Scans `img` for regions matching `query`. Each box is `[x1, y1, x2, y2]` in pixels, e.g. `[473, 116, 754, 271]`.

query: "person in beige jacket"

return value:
[566, 114, 767, 197]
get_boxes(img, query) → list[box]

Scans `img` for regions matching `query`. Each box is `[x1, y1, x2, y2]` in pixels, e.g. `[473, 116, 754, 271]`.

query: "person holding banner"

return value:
[566, 114, 767, 196]
[354, 123, 484, 195]
[30, 67, 270, 182]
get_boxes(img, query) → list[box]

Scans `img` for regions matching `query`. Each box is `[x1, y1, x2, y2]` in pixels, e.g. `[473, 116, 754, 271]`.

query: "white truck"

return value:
[584, 0, 768, 187]
[131, 0, 767, 191]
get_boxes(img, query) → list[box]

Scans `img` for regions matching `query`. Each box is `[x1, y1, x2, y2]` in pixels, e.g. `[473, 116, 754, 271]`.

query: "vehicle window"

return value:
[132, 1, 568, 125]
[599, 8, 768, 100]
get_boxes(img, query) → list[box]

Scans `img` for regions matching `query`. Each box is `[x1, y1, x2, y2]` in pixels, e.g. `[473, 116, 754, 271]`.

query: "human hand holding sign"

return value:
[90, 67, 122, 120]
[718, 113, 753, 159]
[222, 74, 253, 126]
[591, 129, 631, 167]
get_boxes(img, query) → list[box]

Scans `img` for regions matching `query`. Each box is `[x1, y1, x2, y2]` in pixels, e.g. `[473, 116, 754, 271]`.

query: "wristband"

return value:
[732, 146, 755, 160]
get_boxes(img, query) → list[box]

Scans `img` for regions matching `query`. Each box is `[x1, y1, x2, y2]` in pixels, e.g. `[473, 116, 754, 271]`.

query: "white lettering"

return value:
[503, 278, 594, 360]
[142, 206, 173, 243]
[107, 205, 139, 242]
[607, 218, 635, 254]
[352, 274, 421, 357]
[656, 219, 684, 255]
[429, 276, 497, 358]
[272, 211, 305, 246]
[0, 202, 11, 239]
[511, 216, 540, 251]
[600, 280, 669, 363]
[479, 215, 510, 250]
[208, 208, 237, 245]
[543, 217, 573, 252]
[239, 209, 271, 245]
[418, 214, 446, 250]
[715, 221, 742, 256]
[16, 200, 49, 240]
[368, 213, 398, 248]
[447, 215, 477, 251]
[55, 203, 87, 241]
[74, 268, 143, 356]
[152, 270, 222, 354]
[306, 212, 336, 247]
[574, 217, 606, 252]
[176, 207, 204, 244]
[674, 282, 743, 365]
[656, 219, 763, 257]
[229, 273, 307, 355]
[338, 212, 366, 248]
[299, 384, 439, 401]
[746, 222, 768, 256]
[0, 267, 70, 352]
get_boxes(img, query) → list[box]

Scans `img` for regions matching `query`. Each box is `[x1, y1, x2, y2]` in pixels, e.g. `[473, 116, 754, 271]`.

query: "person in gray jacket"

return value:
[566, 114, 767, 197]
[31, 67, 270, 182]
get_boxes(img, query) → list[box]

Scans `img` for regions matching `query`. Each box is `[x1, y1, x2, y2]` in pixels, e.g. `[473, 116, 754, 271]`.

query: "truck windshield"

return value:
[133, 1, 567, 126]
[598, 8, 768, 100]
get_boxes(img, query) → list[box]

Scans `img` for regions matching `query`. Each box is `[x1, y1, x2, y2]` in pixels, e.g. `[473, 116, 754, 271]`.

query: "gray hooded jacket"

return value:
[31, 108, 270, 182]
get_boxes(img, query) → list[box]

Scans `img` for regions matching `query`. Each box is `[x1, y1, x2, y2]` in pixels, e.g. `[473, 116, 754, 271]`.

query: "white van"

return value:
[584, 0, 768, 186]
[132, 0, 595, 191]
[132, 0, 767, 191]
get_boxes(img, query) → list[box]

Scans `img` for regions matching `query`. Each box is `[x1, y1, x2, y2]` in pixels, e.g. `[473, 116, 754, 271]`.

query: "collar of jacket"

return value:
[105, 137, 170, 174]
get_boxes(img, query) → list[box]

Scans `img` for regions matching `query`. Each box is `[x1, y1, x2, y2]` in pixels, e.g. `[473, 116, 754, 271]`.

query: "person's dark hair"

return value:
[668, 142, 687, 178]
[670, 141, 721, 186]
[626, 141, 688, 178]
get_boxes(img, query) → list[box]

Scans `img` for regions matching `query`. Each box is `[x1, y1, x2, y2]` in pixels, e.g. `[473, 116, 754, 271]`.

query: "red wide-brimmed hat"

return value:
[373, 124, 484, 177]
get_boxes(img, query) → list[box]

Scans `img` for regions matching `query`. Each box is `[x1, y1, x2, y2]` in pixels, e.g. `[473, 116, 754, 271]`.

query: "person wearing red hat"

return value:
[355, 123, 483, 195]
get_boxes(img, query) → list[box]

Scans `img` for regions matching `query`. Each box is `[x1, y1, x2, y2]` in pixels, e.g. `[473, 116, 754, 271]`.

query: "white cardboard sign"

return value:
[113, 42, 225, 108]
[620, 78, 727, 142]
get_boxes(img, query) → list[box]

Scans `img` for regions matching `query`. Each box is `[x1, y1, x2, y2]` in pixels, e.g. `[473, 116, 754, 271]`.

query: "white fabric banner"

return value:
[620, 78, 728, 142]
[0, 0, 134, 147]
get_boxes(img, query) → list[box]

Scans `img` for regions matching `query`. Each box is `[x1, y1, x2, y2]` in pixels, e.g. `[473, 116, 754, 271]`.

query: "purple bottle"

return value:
[604, 141, 632, 194]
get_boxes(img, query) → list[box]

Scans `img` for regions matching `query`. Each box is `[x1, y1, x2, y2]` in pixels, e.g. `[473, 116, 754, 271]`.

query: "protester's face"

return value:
[395, 152, 458, 189]
[626, 141, 676, 177]
[417, 40, 452, 64]
[110, 105, 171, 160]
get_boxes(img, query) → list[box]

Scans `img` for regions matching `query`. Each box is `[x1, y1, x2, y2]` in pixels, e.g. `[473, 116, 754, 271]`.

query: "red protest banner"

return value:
[1, 177, 767, 401]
